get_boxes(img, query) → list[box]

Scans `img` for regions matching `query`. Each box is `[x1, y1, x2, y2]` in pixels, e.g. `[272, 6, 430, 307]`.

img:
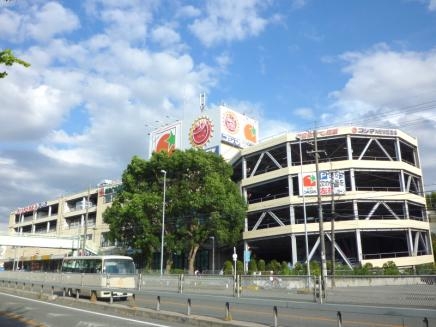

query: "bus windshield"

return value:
[104, 258, 135, 274]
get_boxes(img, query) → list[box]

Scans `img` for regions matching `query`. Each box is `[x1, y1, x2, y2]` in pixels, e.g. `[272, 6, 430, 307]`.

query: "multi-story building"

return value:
[3, 126, 434, 269]
[4, 181, 122, 259]
[231, 126, 433, 268]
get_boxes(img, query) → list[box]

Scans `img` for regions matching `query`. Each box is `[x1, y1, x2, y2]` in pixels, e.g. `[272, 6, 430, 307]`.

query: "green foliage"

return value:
[415, 263, 436, 275]
[0, 49, 30, 78]
[280, 261, 291, 275]
[332, 263, 353, 275]
[103, 149, 247, 274]
[382, 261, 400, 275]
[266, 259, 281, 274]
[247, 259, 258, 274]
[236, 260, 244, 274]
[292, 262, 305, 275]
[223, 260, 233, 275]
[353, 263, 373, 275]
[310, 261, 321, 276]
[257, 259, 266, 272]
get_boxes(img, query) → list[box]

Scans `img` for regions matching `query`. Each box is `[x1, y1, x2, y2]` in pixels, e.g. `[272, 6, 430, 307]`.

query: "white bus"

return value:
[61, 255, 136, 299]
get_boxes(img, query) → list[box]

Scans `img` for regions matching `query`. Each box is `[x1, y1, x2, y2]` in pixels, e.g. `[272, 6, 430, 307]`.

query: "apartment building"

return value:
[4, 181, 121, 259]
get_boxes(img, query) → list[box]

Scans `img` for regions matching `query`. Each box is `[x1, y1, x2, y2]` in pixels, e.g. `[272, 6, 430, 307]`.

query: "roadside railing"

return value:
[1, 271, 435, 307]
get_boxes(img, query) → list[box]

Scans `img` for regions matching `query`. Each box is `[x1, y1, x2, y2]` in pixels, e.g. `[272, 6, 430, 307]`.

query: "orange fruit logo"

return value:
[244, 124, 257, 143]
[155, 130, 176, 154]
[189, 116, 214, 147]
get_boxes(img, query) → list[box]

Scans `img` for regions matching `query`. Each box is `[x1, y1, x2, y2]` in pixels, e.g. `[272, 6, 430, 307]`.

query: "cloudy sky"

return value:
[1, 0, 436, 231]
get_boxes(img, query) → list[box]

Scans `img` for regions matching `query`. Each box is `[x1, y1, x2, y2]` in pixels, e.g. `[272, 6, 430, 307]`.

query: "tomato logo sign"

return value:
[223, 111, 239, 134]
[155, 130, 176, 154]
[243, 123, 257, 143]
[303, 174, 316, 187]
[189, 116, 214, 147]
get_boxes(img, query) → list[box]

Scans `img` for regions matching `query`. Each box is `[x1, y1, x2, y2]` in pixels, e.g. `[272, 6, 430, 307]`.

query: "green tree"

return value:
[0, 49, 30, 78]
[103, 149, 247, 274]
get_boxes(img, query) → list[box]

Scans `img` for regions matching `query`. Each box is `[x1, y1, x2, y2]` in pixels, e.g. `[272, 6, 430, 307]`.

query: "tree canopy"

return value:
[0, 49, 30, 78]
[103, 149, 247, 274]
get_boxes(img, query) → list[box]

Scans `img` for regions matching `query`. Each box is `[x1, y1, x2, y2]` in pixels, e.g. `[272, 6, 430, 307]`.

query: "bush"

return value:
[292, 262, 305, 275]
[415, 263, 436, 275]
[257, 259, 266, 272]
[248, 259, 258, 274]
[280, 261, 291, 275]
[383, 261, 399, 275]
[353, 263, 373, 275]
[266, 259, 281, 274]
[223, 260, 233, 275]
[236, 260, 244, 274]
[310, 261, 321, 276]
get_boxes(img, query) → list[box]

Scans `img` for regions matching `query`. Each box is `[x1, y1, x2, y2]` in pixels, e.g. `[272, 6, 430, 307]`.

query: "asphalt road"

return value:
[132, 289, 434, 327]
[0, 285, 435, 327]
[0, 291, 189, 327]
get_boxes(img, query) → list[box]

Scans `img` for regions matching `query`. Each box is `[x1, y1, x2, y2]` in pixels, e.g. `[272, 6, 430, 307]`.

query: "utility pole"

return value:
[330, 169, 336, 287]
[308, 129, 327, 292]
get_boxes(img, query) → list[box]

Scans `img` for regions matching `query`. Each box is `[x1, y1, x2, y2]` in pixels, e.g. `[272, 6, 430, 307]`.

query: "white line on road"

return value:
[0, 292, 173, 327]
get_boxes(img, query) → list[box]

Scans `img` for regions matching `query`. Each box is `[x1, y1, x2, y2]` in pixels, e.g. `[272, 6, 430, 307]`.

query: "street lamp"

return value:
[210, 236, 215, 274]
[160, 169, 167, 276]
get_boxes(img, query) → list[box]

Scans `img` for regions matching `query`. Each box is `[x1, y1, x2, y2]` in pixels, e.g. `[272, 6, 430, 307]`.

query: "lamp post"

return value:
[232, 247, 238, 297]
[160, 169, 167, 276]
[210, 236, 215, 274]
[297, 136, 311, 278]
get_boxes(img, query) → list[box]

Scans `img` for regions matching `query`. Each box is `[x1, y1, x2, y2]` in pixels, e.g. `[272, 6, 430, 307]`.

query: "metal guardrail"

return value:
[1, 272, 435, 326]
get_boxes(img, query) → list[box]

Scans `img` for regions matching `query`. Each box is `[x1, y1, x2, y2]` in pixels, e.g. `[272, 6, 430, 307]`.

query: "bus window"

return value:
[104, 259, 135, 274]
[62, 259, 75, 273]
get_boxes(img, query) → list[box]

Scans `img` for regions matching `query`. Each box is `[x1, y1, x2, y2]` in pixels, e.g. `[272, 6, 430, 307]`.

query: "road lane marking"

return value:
[0, 292, 173, 327]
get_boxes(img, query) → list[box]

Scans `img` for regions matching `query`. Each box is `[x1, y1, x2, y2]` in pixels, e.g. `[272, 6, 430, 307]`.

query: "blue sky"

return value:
[1, 0, 436, 230]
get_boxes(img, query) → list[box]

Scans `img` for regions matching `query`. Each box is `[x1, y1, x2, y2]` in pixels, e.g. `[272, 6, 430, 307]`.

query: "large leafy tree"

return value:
[0, 49, 30, 78]
[103, 149, 247, 274]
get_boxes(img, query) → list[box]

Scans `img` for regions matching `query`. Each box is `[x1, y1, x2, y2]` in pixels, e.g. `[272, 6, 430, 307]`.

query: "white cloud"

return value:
[0, 82, 68, 141]
[429, 0, 436, 11]
[151, 25, 181, 48]
[332, 45, 436, 109]
[189, 0, 269, 47]
[176, 5, 201, 18]
[293, 107, 315, 120]
[0, 8, 22, 40]
[26, 2, 80, 42]
[328, 45, 436, 187]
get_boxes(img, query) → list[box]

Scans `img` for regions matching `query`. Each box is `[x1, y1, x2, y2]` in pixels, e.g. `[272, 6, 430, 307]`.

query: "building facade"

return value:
[3, 126, 434, 270]
[4, 182, 122, 260]
[231, 126, 434, 268]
